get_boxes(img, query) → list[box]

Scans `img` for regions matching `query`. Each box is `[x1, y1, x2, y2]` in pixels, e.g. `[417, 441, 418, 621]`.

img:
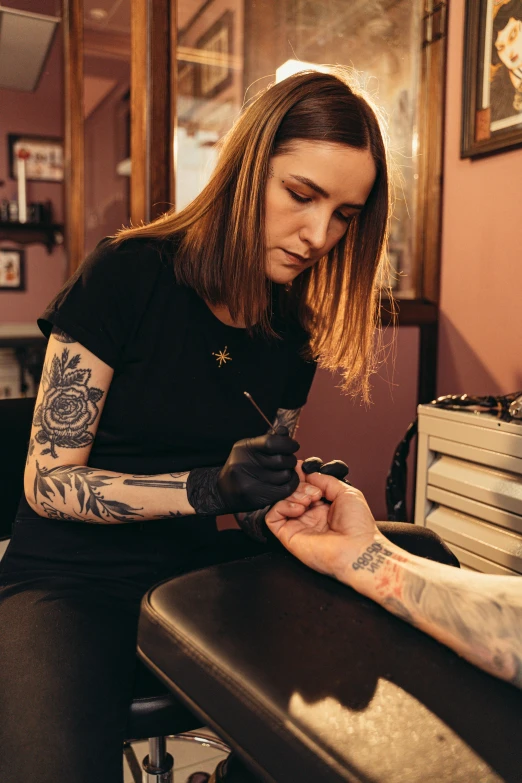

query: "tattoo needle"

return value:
[244, 391, 276, 434]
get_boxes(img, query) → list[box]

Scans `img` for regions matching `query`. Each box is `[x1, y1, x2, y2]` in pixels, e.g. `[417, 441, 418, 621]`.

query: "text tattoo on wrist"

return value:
[352, 542, 394, 573]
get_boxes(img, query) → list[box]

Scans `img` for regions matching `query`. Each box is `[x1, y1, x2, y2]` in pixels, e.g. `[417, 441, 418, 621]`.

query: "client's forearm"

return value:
[336, 534, 522, 689]
[25, 461, 196, 523]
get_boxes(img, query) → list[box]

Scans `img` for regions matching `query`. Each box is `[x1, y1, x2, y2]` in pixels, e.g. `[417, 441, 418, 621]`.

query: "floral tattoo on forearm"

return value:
[33, 461, 143, 523]
[34, 348, 104, 459]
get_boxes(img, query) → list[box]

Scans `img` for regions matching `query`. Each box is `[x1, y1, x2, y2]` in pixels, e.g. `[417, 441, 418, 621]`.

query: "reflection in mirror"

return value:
[83, 0, 131, 256]
[176, 0, 421, 297]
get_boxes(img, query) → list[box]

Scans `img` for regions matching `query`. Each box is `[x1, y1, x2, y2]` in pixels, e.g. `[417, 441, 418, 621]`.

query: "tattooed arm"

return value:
[234, 407, 302, 541]
[266, 471, 522, 689]
[24, 329, 196, 523]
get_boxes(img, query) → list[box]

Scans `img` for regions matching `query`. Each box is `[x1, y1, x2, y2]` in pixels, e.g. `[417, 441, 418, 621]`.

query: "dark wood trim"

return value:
[130, 0, 148, 224]
[170, 1, 178, 207]
[460, 0, 481, 159]
[63, 0, 84, 277]
[380, 298, 438, 327]
[415, 1, 447, 304]
[130, 0, 173, 224]
[149, 0, 173, 218]
[0, 222, 64, 254]
[418, 321, 438, 404]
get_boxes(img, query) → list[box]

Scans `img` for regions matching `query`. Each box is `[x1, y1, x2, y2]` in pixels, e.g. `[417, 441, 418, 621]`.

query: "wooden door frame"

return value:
[130, 0, 177, 224]
[63, 0, 177, 276]
[63, 0, 84, 278]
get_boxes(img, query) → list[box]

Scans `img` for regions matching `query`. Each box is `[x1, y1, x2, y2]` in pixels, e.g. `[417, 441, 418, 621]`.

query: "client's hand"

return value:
[266, 471, 379, 578]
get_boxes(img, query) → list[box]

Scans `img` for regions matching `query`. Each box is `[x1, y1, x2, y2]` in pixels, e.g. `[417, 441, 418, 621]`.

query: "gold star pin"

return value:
[212, 346, 232, 367]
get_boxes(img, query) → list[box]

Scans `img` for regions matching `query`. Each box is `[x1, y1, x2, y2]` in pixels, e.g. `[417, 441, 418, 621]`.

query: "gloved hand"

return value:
[302, 456, 351, 483]
[187, 426, 300, 515]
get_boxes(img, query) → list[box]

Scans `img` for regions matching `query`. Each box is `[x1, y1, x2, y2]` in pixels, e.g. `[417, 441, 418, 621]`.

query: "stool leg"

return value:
[142, 736, 174, 782]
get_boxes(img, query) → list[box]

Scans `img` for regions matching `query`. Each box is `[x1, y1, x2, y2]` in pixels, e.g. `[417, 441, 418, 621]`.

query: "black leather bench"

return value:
[138, 552, 522, 783]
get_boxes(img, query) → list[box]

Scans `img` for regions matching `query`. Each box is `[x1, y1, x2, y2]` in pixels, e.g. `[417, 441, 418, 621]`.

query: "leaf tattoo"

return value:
[40, 501, 81, 522]
[33, 462, 143, 523]
[33, 348, 104, 459]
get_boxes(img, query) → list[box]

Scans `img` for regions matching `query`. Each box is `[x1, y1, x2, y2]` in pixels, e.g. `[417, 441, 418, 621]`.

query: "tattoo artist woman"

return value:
[0, 70, 448, 783]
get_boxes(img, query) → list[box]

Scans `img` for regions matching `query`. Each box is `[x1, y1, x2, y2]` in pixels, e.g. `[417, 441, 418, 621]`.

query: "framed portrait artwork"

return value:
[196, 11, 234, 100]
[8, 134, 64, 181]
[462, 0, 522, 158]
[0, 249, 25, 291]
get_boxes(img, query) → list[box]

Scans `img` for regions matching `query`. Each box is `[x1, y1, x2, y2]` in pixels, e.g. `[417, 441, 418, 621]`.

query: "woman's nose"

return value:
[299, 210, 330, 251]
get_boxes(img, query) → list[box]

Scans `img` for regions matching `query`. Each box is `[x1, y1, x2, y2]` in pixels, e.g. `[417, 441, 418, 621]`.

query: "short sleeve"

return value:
[38, 238, 167, 369]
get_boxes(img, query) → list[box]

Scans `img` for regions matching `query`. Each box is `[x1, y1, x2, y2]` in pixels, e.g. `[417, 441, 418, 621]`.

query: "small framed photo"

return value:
[0, 249, 25, 291]
[462, 0, 522, 158]
[8, 134, 64, 181]
[196, 11, 234, 100]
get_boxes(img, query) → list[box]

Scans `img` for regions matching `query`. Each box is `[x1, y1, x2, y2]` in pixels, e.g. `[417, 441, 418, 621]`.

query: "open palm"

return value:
[266, 470, 379, 578]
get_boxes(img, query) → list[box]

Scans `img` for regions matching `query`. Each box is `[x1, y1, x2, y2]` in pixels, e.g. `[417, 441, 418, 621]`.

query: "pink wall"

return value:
[0, 26, 66, 324]
[438, 0, 522, 396]
[297, 328, 420, 521]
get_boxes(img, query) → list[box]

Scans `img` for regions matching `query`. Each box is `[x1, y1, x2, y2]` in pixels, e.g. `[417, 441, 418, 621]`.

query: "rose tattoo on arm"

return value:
[33, 348, 104, 459]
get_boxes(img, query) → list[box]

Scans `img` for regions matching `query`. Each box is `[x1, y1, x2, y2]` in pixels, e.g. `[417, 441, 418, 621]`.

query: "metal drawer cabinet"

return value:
[414, 405, 522, 575]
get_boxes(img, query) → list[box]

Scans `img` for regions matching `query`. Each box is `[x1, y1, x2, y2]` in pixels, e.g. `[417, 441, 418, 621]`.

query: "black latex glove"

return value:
[187, 426, 300, 515]
[302, 456, 351, 483]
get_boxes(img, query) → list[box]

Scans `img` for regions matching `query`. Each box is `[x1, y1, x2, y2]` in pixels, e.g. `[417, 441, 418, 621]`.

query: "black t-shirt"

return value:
[38, 238, 317, 476]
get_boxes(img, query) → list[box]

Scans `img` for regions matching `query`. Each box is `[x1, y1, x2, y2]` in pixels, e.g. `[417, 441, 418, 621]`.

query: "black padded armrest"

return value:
[138, 552, 522, 783]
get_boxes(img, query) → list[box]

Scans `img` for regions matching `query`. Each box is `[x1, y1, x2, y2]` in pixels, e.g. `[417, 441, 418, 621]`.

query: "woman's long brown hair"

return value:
[113, 69, 394, 400]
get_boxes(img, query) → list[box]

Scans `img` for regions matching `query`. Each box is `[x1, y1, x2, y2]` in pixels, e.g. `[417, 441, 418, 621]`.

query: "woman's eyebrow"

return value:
[288, 174, 365, 209]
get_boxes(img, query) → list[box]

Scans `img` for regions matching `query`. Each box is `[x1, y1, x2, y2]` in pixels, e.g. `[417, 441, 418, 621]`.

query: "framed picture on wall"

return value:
[8, 134, 64, 181]
[462, 0, 522, 158]
[196, 11, 234, 100]
[0, 248, 25, 291]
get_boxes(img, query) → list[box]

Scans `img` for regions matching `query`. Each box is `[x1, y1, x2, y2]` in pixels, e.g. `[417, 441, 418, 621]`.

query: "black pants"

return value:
[0, 514, 458, 783]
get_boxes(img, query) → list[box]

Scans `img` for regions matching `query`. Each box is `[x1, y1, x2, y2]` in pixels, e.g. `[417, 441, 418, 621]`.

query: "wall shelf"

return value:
[0, 221, 64, 254]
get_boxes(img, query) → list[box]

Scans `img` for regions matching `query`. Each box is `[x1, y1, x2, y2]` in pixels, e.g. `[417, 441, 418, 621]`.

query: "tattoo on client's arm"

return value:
[235, 407, 302, 542]
[351, 538, 522, 689]
[33, 345, 104, 459]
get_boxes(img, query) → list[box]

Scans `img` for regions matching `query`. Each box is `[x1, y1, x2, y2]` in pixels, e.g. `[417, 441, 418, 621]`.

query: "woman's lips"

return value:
[283, 249, 310, 265]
